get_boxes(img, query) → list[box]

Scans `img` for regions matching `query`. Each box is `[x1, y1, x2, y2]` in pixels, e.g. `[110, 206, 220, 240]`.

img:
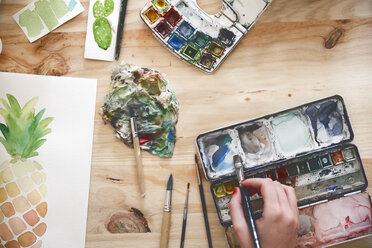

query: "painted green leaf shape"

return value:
[103, 0, 114, 17]
[0, 94, 53, 161]
[93, 1, 104, 18]
[93, 17, 112, 50]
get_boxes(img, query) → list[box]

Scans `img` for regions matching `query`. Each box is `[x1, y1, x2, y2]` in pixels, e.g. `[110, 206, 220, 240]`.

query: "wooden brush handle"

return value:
[133, 136, 145, 197]
[160, 211, 171, 248]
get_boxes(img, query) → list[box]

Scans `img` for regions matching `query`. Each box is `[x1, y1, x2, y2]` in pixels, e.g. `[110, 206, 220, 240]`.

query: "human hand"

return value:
[229, 178, 299, 248]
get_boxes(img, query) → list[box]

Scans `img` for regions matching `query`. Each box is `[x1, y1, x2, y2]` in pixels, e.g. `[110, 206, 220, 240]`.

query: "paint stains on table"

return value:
[100, 63, 179, 158]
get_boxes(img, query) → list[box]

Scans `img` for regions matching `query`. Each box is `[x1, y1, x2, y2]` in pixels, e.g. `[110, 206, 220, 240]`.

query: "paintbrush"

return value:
[129, 106, 145, 197]
[194, 155, 213, 248]
[180, 182, 190, 248]
[233, 155, 261, 248]
[160, 174, 173, 248]
[115, 0, 128, 60]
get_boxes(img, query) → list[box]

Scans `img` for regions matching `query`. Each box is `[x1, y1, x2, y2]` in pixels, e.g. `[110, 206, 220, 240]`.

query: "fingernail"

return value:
[233, 187, 238, 194]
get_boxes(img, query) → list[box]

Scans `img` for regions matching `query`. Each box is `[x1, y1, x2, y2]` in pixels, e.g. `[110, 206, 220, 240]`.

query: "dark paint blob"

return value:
[155, 21, 172, 38]
[212, 145, 230, 168]
[286, 163, 299, 177]
[277, 166, 289, 179]
[211, 134, 232, 168]
[305, 105, 320, 145]
[308, 157, 323, 171]
[318, 101, 342, 135]
[298, 162, 310, 174]
[326, 186, 339, 191]
[218, 28, 235, 47]
[216, 134, 232, 147]
[191, 31, 211, 48]
[199, 53, 216, 69]
[139, 133, 156, 145]
[176, 21, 195, 39]
[305, 100, 344, 144]
[266, 169, 277, 180]
[167, 33, 185, 51]
[182, 43, 199, 60]
[164, 7, 182, 27]
[319, 169, 332, 177]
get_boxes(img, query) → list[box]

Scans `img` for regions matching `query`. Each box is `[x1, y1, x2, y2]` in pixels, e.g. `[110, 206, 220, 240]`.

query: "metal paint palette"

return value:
[140, 0, 272, 73]
[195, 95, 368, 227]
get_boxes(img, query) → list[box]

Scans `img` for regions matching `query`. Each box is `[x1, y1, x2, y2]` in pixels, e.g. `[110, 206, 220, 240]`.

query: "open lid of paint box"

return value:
[195, 95, 355, 182]
[140, 0, 273, 72]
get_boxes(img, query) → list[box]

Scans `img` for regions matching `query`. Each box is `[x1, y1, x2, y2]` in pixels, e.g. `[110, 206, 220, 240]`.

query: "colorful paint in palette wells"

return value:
[140, 0, 272, 72]
[195, 95, 368, 227]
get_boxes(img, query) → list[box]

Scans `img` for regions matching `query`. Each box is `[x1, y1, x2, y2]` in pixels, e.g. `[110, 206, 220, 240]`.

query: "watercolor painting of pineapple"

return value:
[0, 94, 52, 248]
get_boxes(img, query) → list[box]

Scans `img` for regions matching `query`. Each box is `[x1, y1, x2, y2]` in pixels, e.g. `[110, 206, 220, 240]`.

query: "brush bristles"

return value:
[167, 174, 173, 190]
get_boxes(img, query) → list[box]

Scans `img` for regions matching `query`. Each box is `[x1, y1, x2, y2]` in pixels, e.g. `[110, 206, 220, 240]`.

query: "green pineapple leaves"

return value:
[0, 94, 53, 161]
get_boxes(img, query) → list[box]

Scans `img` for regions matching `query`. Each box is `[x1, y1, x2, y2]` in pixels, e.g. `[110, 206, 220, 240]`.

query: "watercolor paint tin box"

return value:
[195, 95, 368, 227]
[140, 0, 272, 73]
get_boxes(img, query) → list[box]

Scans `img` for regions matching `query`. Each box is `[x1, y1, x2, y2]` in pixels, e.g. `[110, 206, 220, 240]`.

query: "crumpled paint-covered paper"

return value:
[100, 62, 179, 157]
[295, 192, 372, 248]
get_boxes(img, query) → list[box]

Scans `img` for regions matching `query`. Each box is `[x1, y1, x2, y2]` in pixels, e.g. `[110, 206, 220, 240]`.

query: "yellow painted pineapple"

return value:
[0, 94, 52, 247]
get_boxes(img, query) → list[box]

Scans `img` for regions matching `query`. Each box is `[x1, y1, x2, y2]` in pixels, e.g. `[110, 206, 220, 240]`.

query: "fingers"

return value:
[242, 178, 298, 220]
[232, 179, 299, 248]
[241, 178, 280, 212]
[273, 181, 291, 210]
[229, 187, 252, 248]
[282, 184, 299, 216]
[241, 178, 266, 195]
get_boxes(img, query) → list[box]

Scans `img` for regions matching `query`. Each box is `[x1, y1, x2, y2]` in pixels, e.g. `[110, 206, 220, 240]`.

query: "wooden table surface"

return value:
[1, 0, 372, 247]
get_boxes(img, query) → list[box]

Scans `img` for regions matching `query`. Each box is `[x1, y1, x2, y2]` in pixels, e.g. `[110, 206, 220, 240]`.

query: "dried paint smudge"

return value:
[100, 63, 179, 158]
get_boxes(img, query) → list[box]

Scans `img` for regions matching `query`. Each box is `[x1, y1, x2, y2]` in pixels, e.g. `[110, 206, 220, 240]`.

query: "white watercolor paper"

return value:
[0, 72, 97, 247]
[13, 0, 84, 43]
[84, 0, 121, 61]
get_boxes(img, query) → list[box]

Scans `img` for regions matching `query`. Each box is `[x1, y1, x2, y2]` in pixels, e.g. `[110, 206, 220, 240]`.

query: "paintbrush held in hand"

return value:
[234, 155, 261, 248]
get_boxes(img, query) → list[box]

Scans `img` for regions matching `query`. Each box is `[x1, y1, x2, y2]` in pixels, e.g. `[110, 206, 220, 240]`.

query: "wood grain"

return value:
[160, 211, 171, 248]
[0, 0, 372, 247]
